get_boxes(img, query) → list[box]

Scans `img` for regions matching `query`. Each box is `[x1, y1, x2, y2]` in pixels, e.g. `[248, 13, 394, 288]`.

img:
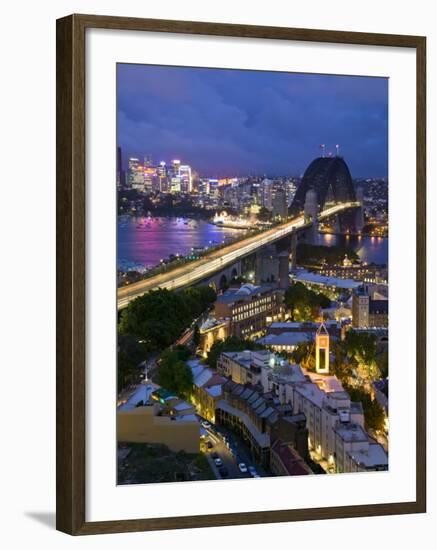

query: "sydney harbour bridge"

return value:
[117, 155, 363, 309]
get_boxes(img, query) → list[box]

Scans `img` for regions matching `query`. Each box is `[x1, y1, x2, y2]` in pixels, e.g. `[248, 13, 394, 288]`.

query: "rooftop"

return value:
[216, 399, 271, 448]
[205, 384, 223, 398]
[258, 332, 313, 347]
[369, 299, 389, 315]
[349, 442, 388, 468]
[268, 320, 340, 331]
[216, 283, 278, 303]
[271, 440, 312, 475]
[334, 423, 368, 443]
[118, 383, 158, 411]
[292, 270, 362, 290]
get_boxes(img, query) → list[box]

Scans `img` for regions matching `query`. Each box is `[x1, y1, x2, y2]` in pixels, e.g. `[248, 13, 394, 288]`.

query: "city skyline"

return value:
[117, 64, 388, 178]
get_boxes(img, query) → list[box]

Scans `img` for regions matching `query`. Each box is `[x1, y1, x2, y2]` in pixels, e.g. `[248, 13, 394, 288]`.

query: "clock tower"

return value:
[315, 323, 330, 374]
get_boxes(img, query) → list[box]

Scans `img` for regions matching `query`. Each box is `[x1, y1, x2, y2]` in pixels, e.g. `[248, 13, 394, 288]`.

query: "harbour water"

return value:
[117, 216, 388, 271]
[317, 233, 388, 265]
[117, 216, 246, 271]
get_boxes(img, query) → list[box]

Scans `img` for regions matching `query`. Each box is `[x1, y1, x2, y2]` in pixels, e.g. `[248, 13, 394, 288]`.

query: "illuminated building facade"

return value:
[214, 283, 284, 338]
[352, 287, 388, 328]
[198, 317, 230, 357]
[178, 164, 192, 193]
[157, 161, 168, 192]
[272, 188, 288, 220]
[128, 157, 145, 191]
[315, 323, 330, 374]
[316, 262, 388, 284]
[215, 378, 309, 468]
[259, 178, 273, 210]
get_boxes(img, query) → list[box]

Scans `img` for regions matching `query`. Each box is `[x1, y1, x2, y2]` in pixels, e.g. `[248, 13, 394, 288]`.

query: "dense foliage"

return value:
[284, 282, 331, 321]
[376, 349, 389, 379]
[345, 385, 386, 432]
[118, 286, 216, 352]
[155, 347, 193, 399]
[296, 243, 359, 265]
[117, 335, 149, 391]
[290, 339, 315, 370]
[257, 206, 272, 222]
[330, 330, 379, 384]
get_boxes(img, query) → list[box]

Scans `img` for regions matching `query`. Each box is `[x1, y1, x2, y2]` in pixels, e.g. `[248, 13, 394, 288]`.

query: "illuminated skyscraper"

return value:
[260, 178, 273, 210]
[272, 188, 288, 220]
[128, 157, 145, 191]
[178, 164, 192, 193]
[157, 161, 168, 193]
[116, 146, 123, 188]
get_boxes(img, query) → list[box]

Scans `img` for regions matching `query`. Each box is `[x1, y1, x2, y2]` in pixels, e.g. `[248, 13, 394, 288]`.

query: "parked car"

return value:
[248, 466, 258, 477]
[201, 420, 212, 429]
[214, 457, 223, 467]
[238, 463, 248, 473]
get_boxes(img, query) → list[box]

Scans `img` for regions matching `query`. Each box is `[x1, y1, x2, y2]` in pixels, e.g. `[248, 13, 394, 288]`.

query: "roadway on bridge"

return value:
[117, 202, 359, 309]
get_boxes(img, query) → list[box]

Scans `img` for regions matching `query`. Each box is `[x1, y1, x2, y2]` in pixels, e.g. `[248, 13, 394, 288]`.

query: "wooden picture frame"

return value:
[56, 13, 426, 535]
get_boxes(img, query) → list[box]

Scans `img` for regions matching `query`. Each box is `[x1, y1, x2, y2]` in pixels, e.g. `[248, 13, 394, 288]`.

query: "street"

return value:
[200, 419, 267, 480]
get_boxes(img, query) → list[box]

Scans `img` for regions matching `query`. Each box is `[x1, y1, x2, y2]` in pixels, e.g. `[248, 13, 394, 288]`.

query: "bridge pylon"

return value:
[304, 188, 318, 245]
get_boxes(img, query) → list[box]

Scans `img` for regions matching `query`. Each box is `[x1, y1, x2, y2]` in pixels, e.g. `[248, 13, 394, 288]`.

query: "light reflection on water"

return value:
[117, 216, 388, 271]
[117, 216, 245, 270]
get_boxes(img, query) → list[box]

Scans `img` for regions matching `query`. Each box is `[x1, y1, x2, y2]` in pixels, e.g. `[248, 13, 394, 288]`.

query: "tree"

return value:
[284, 282, 331, 321]
[206, 336, 265, 370]
[117, 335, 148, 392]
[296, 243, 359, 266]
[119, 288, 191, 350]
[330, 340, 354, 383]
[290, 339, 315, 370]
[192, 325, 200, 348]
[257, 206, 272, 222]
[118, 286, 217, 352]
[376, 350, 389, 379]
[345, 330, 377, 366]
[155, 348, 193, 399]
[365, 399, 386, 432]
[181, 285, 217, 318]
[345, 385, 386, 432]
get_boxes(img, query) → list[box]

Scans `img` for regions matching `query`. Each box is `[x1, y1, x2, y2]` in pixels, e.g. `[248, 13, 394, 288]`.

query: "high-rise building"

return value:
[128, 157, 145, 191]
[172, 159, 181, 176]
[272, 188, 288, 220]
[260, 178, 273, 210]
[143, 166, 156, 193]
[157, 161, 168, 193]
[178, 164, 193, 193]
[116, 146, 123, 188]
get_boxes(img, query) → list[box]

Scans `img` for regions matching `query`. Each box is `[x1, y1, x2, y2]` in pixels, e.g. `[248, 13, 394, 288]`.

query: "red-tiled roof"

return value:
[204, 374, 227, 388]
[271, 440, 311, 476]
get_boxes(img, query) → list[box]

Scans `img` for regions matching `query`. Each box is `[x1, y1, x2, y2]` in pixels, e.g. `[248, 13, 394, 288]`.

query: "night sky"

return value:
[117, 64, 388, 178]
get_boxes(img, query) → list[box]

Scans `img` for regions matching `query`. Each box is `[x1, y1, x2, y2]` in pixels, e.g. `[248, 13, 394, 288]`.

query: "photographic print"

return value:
[116, 63, 389, 485]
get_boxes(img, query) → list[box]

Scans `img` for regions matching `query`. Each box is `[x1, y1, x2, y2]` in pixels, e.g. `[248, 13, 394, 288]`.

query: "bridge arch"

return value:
[218, 274, 228, 289]
[290, 156, 356, 216]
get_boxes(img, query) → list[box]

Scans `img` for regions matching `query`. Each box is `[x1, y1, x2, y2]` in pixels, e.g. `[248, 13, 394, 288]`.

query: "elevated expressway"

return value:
[117, 201, 359, 310]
